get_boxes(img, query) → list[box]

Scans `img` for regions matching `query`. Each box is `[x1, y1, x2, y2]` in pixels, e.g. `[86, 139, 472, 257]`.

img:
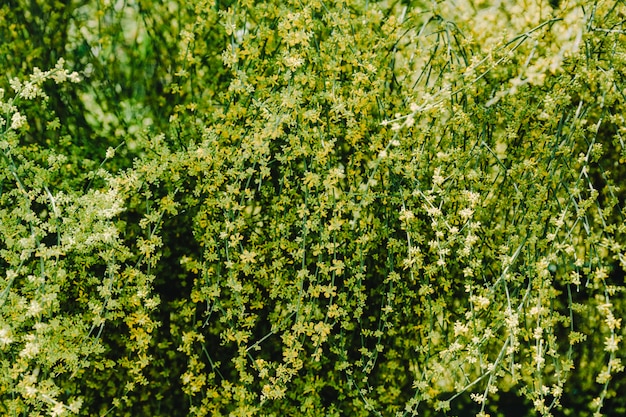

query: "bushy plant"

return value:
[1, 0, 625, 416]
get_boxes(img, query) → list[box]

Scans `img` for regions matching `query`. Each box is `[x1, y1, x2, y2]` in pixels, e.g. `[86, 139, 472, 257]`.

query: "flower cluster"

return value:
[2, 0, 626, 416]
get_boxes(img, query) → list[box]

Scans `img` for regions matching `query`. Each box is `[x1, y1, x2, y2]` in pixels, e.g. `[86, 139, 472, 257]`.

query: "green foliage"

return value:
[1, 0, 626, 416]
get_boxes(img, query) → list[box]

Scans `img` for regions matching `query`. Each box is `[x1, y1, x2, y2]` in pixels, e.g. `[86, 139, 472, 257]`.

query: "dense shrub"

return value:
[1, 0, 626, 416]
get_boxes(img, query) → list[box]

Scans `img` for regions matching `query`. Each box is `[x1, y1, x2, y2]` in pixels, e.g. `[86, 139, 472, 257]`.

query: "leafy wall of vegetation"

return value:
[1, 0, 626, 416]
